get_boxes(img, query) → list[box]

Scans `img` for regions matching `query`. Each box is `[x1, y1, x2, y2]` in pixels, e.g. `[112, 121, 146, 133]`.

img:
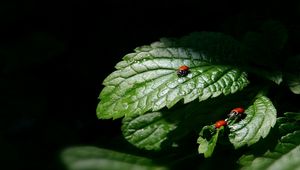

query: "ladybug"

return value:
[177, 65, 189, 77]
[214, 120, 227, 129]
[228, 107, 245, 119]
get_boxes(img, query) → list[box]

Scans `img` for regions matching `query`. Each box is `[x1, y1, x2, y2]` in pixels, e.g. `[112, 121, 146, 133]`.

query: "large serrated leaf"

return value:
[97, 43, 249, 119]
[61, 146, 168, 170]
[229, 95, 277, 148]
[122, 111, 179, 150]
[240, 131, 300, 170]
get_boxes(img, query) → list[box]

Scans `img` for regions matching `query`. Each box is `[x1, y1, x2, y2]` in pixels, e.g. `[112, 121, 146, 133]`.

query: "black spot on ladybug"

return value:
[177, 65, 189, 77]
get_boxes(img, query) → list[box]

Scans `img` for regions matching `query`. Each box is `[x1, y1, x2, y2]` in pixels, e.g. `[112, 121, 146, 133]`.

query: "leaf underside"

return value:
[97, 43, 249, 119]
[229, 95, 277, 148]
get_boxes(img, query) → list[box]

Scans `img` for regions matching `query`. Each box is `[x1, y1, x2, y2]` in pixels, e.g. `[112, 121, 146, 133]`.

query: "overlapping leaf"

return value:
[286, 73, 300, 94]
[284, 55, 300, 94]
[97, 41, 249, 119]
[121, 92, 253, 151]
[239, 131, 300, 170]
[239, 112, 300, 170]
[122, 111, 179, 150]
[61, 146, 168, 170]
[229, 95, 277, 148]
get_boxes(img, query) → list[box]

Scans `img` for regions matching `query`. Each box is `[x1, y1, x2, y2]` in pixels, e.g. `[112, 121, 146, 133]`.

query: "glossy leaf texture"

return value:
[97, 40, 249, 119]
[122, 111, 179, 150]
[229, 95, 277, 148]
[61, 146, 168, 170]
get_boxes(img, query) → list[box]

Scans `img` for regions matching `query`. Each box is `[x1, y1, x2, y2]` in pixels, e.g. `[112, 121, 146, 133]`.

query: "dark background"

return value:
[1, 1, 300, 169]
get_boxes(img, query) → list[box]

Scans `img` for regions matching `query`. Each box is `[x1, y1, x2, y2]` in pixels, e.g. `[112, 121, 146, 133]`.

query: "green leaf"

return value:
[278, 113, 300, 136]
[247, 68, 283, 85]
[238, 155, 256, 167]
[61, 146, 168, 170]
[239, 114, 300, 169]
[197, 126, 223, 158]
[122, 111, 179, 150]
[286, 73, 300, 94]
[121, 91, 255, 151]
[97, 41, 249, 119]
[239, 131, 300, 170]
[284, 55, 300, 94]
[284, 112, 300, 121]
[229, 95, 277, 148]
[162, 32, 243, 64]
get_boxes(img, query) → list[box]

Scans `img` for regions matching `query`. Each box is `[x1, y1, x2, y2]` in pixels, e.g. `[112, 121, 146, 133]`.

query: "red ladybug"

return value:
[228, 107, 245, 118]
[177, 65, 189, 76]
[231, 107, 245, 114]
[215, 120, 227, 129]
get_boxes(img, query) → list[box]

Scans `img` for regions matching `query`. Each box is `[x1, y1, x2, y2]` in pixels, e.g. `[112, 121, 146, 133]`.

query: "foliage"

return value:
[61, 147, 168, 170]
[62, 20, 300, 170]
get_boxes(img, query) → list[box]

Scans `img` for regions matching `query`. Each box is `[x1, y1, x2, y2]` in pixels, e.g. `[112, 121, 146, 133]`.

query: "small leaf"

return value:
[229, 95, 277, 148]
[197, 126, 223, 158]
[284, 55, 300, 94]
[284, 112, 300, 121]
[122, 111, 179, 150]
[240, 131, 300, 170]
[97, 40, 249, 119]
[278, 113, 300, 136]
[286, 73, 300, 94]
[263, 71, 283, 85]
[61, 146, 168, 170]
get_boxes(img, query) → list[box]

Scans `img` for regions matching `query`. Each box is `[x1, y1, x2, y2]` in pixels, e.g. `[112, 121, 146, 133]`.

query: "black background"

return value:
[1, 0, 300, 169]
